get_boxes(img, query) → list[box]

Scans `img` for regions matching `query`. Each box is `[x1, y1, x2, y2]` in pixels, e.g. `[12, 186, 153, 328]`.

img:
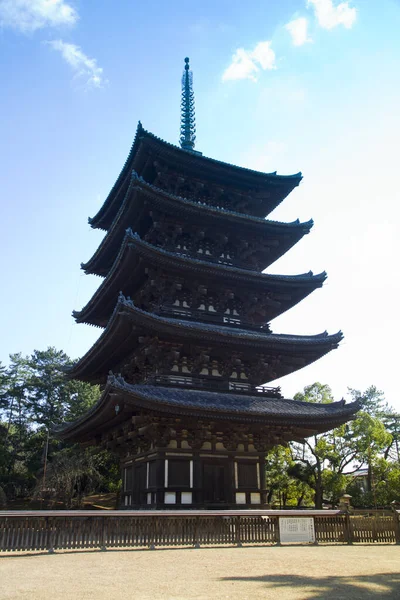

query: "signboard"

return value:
[279, 517, 315, 544]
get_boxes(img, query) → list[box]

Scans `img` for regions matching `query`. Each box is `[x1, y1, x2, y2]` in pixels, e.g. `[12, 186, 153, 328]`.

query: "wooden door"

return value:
[203, 462, 228, 504]
[134, 463, 147, 506]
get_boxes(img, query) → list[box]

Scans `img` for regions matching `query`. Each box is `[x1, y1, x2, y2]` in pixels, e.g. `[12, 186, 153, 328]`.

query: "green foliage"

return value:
[288, 382, 398, 508]
[0, 347, 102, 502]
[25, 348, 100, 427]
[322, 470, 349, 505]
[265, 446, 314, 507]
[294, 382, 334, 404]
[0, 362, 8, 411]
[37, 446, 103, 509]
[347, 459, 400, 507]
[0, 486, 6, 508]
[380, 414, 400, 462]
[348, 385, 388, 417]
[351, 413, 392, 460]
[35, 445, 121, 508]
[92, 449, 121, 493]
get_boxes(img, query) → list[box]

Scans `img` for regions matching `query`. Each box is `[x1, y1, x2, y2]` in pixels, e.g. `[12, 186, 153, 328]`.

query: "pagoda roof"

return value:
[74, 230, 326, 327]
[68, 296, 343, 384]
[56, 374, 360, 443]
[82, 173, 312, 277]
[90, 123, 302, 230]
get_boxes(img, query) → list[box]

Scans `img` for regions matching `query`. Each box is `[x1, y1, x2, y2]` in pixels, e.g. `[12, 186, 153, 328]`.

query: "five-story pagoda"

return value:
[58, 58, 359, 509]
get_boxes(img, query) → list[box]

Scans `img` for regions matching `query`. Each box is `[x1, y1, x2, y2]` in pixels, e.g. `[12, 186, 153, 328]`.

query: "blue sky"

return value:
[1, 0, 399, 409]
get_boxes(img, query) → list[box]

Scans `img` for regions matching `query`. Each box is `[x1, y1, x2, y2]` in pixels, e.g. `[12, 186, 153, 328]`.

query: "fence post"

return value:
[312, 517, 318, 545]
[339, 495, 354, 545]
[372, 515, 378, 542]
[0, 517, 5, 552]
[148, 516, 156, 550]
[193, 517, 200, 549]
[344, 512, 353, 545]
[274, 517, 281, 546]
[235, 516, 242, 547]
[47, 517, 55, 554]
[391, 502, 400, 545]
[100, 518, 107, 551]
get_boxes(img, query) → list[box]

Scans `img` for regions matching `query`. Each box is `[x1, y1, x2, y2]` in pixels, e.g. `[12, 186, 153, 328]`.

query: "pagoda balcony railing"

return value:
[171, 248, 261, 272]
[155, 305, 270, 332]
[144, 374, 282, 398]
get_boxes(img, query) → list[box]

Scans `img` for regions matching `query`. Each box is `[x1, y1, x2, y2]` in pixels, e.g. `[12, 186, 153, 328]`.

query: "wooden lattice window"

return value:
[197, 238, 213, 257]
[148, 461, 157, 488]
[168, 460, 191, 488]
[176, 233, 191, 252]
[237, 462, 258, 489]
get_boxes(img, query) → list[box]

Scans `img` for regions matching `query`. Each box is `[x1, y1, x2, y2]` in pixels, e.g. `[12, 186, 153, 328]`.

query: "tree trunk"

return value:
[315, 486, 323, 509]
[314, 462, 323, 509]
[367, 464, 372, 493]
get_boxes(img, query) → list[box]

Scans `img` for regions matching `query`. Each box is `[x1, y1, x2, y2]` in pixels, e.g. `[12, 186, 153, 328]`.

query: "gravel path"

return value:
[1, 545, 400, 599]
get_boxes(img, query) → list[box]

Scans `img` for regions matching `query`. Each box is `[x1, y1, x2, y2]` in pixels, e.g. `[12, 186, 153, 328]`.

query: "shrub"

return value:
[0, 486, 7, 509]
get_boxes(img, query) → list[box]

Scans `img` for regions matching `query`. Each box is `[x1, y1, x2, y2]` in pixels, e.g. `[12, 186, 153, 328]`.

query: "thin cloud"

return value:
[222, 41, 276, 82]
[47, 40, 106, 89]
[307, 0, 357, 30]
[0, 0, 77, 32]
[285, 17, 312, 46]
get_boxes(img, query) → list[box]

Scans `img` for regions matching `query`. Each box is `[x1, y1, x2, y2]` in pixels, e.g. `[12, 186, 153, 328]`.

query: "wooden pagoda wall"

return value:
[101, 414, 282, 510]
[120, 443, 267, 509]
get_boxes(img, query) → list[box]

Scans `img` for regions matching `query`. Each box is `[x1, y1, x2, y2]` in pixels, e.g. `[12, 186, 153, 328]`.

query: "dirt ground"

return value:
[1, 545, 400, 600]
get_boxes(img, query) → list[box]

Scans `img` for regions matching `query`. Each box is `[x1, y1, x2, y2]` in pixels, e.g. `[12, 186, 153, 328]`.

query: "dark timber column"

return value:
[193, 450, 202, 507]
[121, 460, 133, 508]
[155, 453, 165, 507]
[259, 454, 267, 505]
[227, 456, 236, 506]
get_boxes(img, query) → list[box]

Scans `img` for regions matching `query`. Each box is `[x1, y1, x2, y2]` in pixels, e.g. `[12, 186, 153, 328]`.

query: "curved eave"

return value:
[82, 174, 313, 277]
[68, 298, 343, 383]
[142, 126, 302, 185]
[74, 231, 326, 327]
[89, 123, 302, 231]
[56, 376, 360, 443]
[89, 123, 145, 231]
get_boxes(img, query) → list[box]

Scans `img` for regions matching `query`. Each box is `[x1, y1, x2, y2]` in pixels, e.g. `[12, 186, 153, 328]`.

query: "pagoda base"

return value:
[58, 384, 358, 509]
[119, 431, 269, 510]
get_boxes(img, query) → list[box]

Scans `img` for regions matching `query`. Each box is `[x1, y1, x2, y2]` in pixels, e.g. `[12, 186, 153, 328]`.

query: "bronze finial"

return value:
[180, 57, 196, 151]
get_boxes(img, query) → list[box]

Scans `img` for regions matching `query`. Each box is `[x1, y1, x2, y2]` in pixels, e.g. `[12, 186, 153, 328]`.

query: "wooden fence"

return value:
[0, 509, 399, 552]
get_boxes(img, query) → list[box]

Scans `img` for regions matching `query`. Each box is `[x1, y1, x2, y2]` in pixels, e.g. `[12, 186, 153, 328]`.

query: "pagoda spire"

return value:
[180, 57, 196, 151]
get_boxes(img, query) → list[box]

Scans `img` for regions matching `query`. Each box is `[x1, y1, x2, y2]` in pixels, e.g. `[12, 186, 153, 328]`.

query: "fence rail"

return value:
[1, 509, 399, 552]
